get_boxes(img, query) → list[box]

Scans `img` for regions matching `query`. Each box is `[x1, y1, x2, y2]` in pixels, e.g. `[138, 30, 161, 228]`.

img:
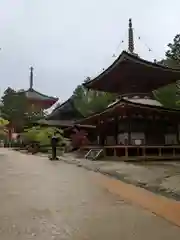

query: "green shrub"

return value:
[21, 126, 65, 148]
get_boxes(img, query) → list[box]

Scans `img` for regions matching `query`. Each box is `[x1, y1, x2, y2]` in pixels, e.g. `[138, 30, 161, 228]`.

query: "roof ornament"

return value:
[30, 66, 34, 90]
[128, 18, 134, 54]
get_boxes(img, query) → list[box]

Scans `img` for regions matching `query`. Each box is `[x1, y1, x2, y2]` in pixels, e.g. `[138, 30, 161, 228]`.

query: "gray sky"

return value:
[0, 0, 179, 101]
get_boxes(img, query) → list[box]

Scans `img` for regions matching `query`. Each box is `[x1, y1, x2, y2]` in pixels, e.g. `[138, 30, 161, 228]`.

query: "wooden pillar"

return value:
[114, 116, 118, 144]
[137, 147, 139, 156]
[97, 121, 100, 145]
[128, 115, 131, 145]
[144, 117, 148, 146]
[159, 147, 162, 157]
[114, 148, 117, 157]
[98, 120, 105, 146]
[173, 147, 176, 157]
[161, 119, 165, 145]
[176, 122, 179, 144]
[142, 147, 146, 157]
[125, 147, 128, 157]
[97, 135, 100, 145]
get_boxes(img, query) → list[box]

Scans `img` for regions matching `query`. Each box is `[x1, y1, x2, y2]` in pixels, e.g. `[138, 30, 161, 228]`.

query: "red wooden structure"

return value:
[25, 67, 58, 110]
[76, 19, 180, 160]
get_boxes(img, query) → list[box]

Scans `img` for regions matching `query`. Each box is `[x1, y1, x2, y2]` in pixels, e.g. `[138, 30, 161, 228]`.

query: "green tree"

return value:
[73, 78, 115, 116]
[22, 126, 64, 146]
[0, 88, 28, 131]
[0, 87, 45, 131]
[0, 117, 9, 127]
[165, 34, 180, 68]
[154, 34, 180, 109]
[154, 84, 180, 109]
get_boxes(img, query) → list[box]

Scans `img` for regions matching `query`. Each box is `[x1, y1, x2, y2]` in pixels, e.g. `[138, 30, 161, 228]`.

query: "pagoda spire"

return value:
[128, 18, 134, 54]
[30, 66, 34, 90]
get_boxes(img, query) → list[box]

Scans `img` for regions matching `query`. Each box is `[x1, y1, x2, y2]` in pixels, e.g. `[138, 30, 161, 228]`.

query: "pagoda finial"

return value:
[30, 66, 34, 90]
[128, 18, 134, 53]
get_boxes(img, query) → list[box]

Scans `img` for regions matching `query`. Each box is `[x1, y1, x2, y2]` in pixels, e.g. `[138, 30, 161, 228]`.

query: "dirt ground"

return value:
[1, 148, 180, 239]
[61, 153, 180, 200]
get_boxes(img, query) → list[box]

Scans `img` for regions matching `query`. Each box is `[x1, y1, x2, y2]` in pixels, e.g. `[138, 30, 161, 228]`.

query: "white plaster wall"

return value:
[118, 133, 128, 145]
[118, 132, 145, 145]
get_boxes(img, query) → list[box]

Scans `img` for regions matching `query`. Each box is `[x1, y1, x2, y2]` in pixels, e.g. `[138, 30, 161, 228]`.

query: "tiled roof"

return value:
[84, 51, 180, 94]
[25, 89, 58, 101]
[47, 97, 83, 120]
[108, 96, 162, 108]
[123, 97, 163, 107]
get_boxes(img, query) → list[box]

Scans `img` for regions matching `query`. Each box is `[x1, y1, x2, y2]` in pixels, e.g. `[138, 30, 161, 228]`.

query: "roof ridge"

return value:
[78, 98, 180, 124]
[84, 51, 180, 93]
[26, 88, 58, 100]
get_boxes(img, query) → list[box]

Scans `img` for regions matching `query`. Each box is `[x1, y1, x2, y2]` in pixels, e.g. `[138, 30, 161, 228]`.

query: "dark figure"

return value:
[50, 133, 59, 160]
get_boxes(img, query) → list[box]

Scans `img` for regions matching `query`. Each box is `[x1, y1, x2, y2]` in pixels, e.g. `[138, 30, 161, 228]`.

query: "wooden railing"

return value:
[81, 145, 180, 160]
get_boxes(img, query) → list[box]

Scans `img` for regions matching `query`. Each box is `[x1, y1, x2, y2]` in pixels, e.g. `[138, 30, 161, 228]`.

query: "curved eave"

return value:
[25, 89, 58, 103]
[50, 99, 71, 114]
[47, 97, 84, 120]
[78, 98, 180, 125]
[84, 51, 180, 94]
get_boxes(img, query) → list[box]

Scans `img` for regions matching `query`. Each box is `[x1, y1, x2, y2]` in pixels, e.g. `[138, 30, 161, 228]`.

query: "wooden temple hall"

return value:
[77, 19, 180, 159]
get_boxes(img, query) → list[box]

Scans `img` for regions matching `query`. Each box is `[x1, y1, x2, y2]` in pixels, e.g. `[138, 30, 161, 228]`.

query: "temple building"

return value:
[38, 97, 84, 129]
[75, 19, 180, 159]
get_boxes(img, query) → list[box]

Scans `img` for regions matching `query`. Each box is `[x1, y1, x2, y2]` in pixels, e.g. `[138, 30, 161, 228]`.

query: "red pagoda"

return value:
[73, 19, 180, 160]
[25, 67, 58, 111]
[7, 67, 58, 139]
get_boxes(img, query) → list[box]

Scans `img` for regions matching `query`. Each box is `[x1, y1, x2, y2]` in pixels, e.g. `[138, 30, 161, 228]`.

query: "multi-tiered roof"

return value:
[78, 19, 180, 125]
[25, 67, 58, 109]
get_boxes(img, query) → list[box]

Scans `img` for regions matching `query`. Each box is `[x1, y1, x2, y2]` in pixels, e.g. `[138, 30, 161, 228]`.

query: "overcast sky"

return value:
[0, 0, 179, 101]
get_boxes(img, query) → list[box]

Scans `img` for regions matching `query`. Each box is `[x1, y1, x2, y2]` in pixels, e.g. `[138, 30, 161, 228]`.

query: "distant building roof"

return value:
[47, 97, 84, 121]
[24, 67, 58, 108]
[25, 88, 58, 102]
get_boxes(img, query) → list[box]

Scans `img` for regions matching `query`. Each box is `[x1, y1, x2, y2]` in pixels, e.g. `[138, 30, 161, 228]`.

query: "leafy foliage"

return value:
[0, 88, 28, 129]
[0, 117, 9, 140]
[22, 126, 64, 146]
[0, 87, 45, 131]
[73, 78, 116, 116]
[166, 34, 180, 67]
[154, 34, 180, 109]
[0, 117, 9, 127]
[154, 84, 180, 109]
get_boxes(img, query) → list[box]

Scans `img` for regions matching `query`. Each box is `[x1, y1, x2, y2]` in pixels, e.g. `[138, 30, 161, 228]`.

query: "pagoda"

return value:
[74, 19, 180, 160]
[25, 67, 58, 111]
